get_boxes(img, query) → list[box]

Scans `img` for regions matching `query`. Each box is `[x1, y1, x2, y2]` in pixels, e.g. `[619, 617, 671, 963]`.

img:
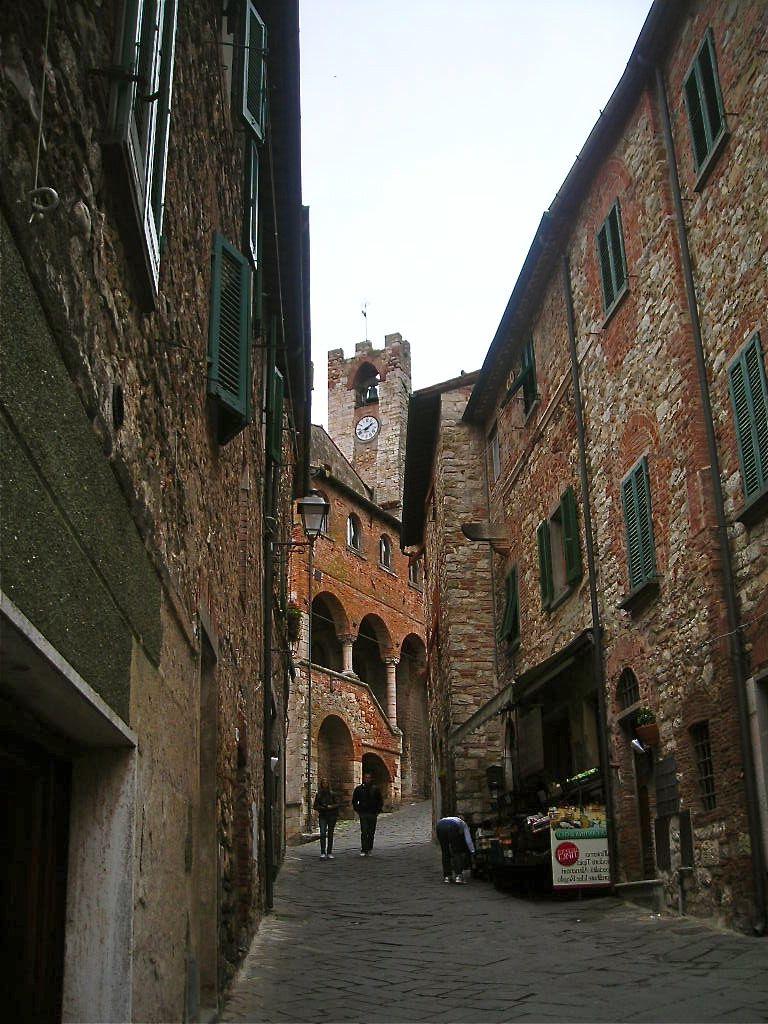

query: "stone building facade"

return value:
[286, 340, 426, 837]
[403, 0, 767, 933]
[0, 1, 310, 1019]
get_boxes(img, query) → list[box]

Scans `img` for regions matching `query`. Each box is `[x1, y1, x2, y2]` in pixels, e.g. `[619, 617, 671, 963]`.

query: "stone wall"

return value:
[0, 0, 305, 1013]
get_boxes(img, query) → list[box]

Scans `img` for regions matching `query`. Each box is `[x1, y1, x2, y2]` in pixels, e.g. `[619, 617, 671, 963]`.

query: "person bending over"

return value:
[436, 815, 475, 883]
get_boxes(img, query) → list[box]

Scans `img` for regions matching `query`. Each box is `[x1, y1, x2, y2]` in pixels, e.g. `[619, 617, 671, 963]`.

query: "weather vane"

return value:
[361, 300, 369, 342]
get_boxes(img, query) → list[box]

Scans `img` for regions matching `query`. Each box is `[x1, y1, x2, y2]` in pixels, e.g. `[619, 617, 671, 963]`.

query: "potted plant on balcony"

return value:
[635, 707, 660, 747]
[285, 602, 302, 643]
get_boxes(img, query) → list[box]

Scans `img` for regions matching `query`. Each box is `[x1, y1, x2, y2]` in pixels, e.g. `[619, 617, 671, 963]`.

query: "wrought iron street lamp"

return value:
[295, 492, 330, 830]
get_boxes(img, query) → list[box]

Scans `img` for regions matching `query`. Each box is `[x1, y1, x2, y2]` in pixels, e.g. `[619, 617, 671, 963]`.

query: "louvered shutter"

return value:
[500, 568, 519, 644]
[623, 458, 656, 591]
[685, 31, 726, 172]
[537, 520, 553, 608]
[730, 334, 768, 502]
[267, 366, 285, 464]
[597, 223, 614, 310]
[242, 1, 267, 140]
[684, 70, 708, 169]
[635, 460, 656, 583]
[608, 204, 627, 295]
[561, 486, 583, 585]
[208, 234, 251, 442]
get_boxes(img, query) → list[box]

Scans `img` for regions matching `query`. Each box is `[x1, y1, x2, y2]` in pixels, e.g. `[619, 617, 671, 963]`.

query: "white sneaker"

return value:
[320, 853, 326, 859]
[443, 876, 451, 884]
[327, 854, 335, 859]
[360, 852, 366, 857]
[454, 875, 466, 884]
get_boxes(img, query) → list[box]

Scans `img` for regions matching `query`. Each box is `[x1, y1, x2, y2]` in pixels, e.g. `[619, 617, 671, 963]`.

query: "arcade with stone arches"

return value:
[308, 589, 429, 801]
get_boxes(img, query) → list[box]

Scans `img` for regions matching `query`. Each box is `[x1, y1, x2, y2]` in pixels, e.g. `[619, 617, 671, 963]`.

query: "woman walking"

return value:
[314, 778, 340, 859]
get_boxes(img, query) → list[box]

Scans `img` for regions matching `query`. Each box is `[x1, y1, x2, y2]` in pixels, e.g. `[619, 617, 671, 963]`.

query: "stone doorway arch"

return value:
[362, 752, 392, 808]
[317, 715, 356, 819]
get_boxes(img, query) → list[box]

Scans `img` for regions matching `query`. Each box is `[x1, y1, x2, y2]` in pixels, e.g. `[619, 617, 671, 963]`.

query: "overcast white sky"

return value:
[300, 0, 654, 425]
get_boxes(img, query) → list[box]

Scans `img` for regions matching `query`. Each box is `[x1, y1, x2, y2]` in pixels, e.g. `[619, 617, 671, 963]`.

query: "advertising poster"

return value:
[549, 804, 610, 890]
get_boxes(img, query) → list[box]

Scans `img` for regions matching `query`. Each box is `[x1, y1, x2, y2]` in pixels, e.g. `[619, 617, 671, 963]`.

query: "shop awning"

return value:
[446, 629, 594, 749]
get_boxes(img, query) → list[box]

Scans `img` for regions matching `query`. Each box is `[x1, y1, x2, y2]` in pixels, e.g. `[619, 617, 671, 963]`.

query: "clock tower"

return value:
[327, 333, 412, 514]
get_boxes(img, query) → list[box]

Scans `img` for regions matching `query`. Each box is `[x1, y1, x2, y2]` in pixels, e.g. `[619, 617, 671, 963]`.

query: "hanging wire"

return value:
[29, 0, 60, 223]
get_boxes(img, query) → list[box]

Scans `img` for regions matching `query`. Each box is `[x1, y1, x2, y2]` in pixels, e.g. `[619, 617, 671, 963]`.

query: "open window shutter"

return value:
[561, 486, 583, 585]
[522, 337, 537, 410]
[597, 223, 614, 310]
[636, 459, 656, 582]
[730, 336, 768, 501]
[242, 1, 267, 140]
[208, 233, 251, 443]
[608, 204, 627, 295]
[699, 34, 724, 145]
[500, 568, 519, 644]
[245, 142, 259, 266]
[622, 474, 642, 590]
[267, 366, 285, 464]
[149, 0, 178, 239]
[537, 520, 553, 608]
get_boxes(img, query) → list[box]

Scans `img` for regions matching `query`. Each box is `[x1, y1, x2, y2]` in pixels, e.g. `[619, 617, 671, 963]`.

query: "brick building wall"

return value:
[0, 0, 308, 1015]
[405, 0, 767, 932]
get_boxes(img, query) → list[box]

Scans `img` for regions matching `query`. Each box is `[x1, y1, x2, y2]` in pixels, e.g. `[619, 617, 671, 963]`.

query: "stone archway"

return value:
[317, 715, 356, 819]
[396, 634, 429, 799]
[311, 593, 347, 673]
[362, 752, 392, 807]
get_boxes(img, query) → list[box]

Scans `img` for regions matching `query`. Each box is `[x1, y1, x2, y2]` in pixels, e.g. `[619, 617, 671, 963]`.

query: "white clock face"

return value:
[355, 415, 379, 441]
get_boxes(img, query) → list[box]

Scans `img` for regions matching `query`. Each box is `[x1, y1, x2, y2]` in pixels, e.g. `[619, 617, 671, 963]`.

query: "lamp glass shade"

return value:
[297, 493, 329, 539]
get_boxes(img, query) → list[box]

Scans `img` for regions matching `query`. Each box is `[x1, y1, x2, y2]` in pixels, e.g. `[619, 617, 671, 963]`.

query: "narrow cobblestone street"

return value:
[222, 803, 768, 1023]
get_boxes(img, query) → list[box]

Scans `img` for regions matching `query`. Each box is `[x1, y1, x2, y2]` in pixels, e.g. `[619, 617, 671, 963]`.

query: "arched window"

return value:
[315, 490, 330, 534]
[408, 559, 422, 588]
[347, 514, 362, 551]
[616, 668, 640, 710]
[379, 534, 392, 570]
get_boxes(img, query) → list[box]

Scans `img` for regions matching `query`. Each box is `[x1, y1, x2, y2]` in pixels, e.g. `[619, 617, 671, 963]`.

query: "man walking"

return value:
[436, 815, 475, 883]
[352, 771, 383, 856]
[313, 778, 339, 860]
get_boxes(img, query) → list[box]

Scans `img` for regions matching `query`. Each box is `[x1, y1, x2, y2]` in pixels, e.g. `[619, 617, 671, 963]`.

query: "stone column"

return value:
[339, 634, 355, 675]
[384, 658, 399, 728]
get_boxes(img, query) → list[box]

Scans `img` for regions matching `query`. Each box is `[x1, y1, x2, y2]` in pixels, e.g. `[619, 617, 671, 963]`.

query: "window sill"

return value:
[618, 574, 660, 615]
[378, 563, 397, 578]
[347, 545, 366, 560]
[408, 581, 423, 593]
[544, 585, 575, 614]
[693, 129, 729, 193]
[736, 486, 768, 529]
[601, 282, 629, 329]
[523, 397, 540, 426]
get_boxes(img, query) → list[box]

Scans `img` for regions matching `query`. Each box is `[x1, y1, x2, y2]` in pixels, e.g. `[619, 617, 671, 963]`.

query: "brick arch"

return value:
[618, 412, 661, 477]
[399, 632, 426, 665]
[357, 612, 394, 654]
[316, 713, 356, 818]
[312, 589, 351, 637]
[345, 355, 388, 390]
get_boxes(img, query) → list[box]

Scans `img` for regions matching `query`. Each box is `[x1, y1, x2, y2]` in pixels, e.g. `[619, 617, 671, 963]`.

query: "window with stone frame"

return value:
[683, 29, 727, 181]
[488, 423, 501, 483]
[537, 487, 582, 609]
[408, 558, 422, 589]
[728, 332, 768, 507]
[499, 566, 520, 648]
[379, 534, 393, 570]
[690, 720, 716, 811]
[347, 514, 362, 552]
[105, 0, 179, 303]
[616, 668, 640, 711]
[596, 200, 628, 317]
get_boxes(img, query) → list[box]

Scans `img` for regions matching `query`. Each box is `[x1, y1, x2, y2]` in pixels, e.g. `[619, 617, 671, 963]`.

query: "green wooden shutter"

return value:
[522, 337, 537, 413]
[242, 1, 267, 140]
[244, 141, 259, 267]
[608, 204, 627, 295]
[729, 334, 768, 502]
[561, 486, 583, 585]
[208, 233, 251, 443]
[597, 223, 614, 310]
[149, 0, 178, 237]
[500, 568, 519, 644]
[267, 366, 285, 464]
[622, 458, 656, 591]
[684, 31, 726, 172]
[537, 520, 553, 608]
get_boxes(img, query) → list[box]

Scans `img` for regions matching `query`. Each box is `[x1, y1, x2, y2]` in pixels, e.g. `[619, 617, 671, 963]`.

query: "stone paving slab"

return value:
[221, 802, 768, 1023]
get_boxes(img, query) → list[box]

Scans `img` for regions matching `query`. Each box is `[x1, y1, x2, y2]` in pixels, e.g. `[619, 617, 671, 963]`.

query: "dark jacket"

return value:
[313, 787, 339, 819]
[352, 782, 383, 816]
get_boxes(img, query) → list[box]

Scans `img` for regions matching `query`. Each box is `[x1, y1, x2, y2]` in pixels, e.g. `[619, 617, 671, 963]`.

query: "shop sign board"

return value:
[549, 804, 610, 889]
